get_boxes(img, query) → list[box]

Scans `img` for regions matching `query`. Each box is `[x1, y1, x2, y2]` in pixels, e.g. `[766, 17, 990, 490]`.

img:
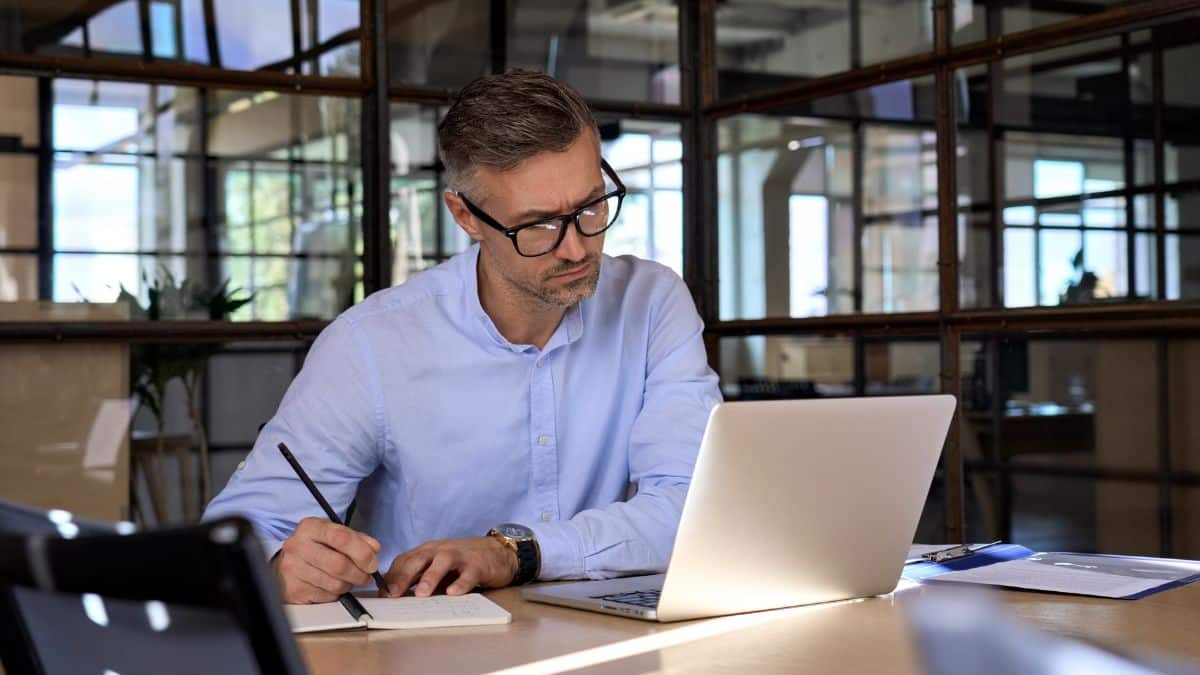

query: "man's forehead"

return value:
[475, 159, 605, 218]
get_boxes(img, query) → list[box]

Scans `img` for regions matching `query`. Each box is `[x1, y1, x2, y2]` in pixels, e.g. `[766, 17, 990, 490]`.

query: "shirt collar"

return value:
[459, 244, 588, 352]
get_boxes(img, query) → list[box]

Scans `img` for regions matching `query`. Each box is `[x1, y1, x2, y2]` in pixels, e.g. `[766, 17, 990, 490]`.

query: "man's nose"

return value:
[555, 219, 588, 262]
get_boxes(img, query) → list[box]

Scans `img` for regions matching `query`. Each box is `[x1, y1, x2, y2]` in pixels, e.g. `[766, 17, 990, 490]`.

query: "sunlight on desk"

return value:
[487, 597, 865, 675]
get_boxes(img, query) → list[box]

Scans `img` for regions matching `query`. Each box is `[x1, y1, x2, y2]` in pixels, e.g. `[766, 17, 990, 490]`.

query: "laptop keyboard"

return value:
[590, 589, 661, 608]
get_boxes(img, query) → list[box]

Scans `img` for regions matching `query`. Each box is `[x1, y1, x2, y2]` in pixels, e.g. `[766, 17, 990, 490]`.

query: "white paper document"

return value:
[930, 553, 1200, 599]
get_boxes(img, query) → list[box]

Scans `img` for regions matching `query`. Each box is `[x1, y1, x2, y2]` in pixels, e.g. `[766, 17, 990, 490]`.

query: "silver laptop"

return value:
[523, 395, 956, 622]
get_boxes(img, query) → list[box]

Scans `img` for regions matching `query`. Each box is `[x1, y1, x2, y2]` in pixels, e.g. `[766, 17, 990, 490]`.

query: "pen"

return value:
[276, 441, 390, 595]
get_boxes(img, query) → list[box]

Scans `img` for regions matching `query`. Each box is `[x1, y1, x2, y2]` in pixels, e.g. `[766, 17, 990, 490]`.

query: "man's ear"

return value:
[444, 191, 484, 243]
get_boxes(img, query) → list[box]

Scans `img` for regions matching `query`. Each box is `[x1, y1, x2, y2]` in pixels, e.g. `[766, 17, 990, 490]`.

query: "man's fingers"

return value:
[278, 553, 351, 599]
[385, 551, 434, 595]
[382, 538, 517, 596]
[306, 519, 380, 575]
[276, 519, 387, 603]
[414, 551, 459, 597]
[297, 558, 353, 596]
[309, 543, 372, 586]
[280, 575, 339, 604]
[446, 567, 481, 596]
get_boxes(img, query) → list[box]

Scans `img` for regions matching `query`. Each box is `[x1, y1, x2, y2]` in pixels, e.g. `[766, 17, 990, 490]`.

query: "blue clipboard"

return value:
[902, 544, 1036, 582]
[902, 545, 1200, 600]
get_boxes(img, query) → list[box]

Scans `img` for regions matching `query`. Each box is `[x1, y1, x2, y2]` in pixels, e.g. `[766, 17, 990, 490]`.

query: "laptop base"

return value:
[522, 574, 664, 621]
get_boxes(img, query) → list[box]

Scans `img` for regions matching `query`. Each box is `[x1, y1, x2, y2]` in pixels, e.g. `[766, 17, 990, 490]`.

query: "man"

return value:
[204, 70, 721, 604]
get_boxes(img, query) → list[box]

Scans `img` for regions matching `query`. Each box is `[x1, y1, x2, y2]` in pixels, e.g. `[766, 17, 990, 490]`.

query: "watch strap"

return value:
[488, 528, 539, 586]
[510, 538, 538, 586]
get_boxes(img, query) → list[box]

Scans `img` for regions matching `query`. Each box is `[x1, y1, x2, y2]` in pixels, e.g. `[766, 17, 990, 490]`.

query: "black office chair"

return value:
[0, 516, 308, 675]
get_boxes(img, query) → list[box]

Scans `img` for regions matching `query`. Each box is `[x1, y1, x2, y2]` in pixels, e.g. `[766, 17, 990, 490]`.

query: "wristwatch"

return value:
[487, 523, 540, 586]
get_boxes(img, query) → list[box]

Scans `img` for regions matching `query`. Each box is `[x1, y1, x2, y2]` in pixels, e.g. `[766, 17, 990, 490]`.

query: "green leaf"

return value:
[100, 269, 257, 426]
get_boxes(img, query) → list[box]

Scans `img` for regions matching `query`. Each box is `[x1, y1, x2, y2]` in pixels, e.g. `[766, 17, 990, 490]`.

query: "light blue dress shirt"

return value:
[204, 245, 721, 580]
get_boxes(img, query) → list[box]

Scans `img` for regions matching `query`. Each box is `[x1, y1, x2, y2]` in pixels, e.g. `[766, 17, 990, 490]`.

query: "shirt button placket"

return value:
[529, 353, 559, 523]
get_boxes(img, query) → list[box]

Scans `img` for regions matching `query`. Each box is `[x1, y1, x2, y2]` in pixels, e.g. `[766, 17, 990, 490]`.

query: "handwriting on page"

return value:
[358, 594, 511, 628]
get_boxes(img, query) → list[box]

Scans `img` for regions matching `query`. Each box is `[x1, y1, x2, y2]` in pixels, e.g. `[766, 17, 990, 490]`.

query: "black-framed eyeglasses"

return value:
[458, 158, 626, 257]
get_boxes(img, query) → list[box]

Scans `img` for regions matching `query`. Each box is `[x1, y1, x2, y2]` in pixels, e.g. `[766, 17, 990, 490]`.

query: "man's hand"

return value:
[384, 537, 518, 597]
[273, 517, 384, 604]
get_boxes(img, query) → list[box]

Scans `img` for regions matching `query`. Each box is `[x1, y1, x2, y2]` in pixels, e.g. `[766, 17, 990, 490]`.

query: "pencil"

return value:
[277, 442, 390, 595]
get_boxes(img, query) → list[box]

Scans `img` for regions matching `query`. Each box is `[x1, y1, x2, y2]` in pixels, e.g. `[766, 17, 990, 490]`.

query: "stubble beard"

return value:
[525, 255, 601, 308]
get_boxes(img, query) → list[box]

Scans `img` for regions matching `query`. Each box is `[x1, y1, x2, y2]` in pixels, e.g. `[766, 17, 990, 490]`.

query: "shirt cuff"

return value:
[528, 518, 586, 580]
[258, 534, 285, 562]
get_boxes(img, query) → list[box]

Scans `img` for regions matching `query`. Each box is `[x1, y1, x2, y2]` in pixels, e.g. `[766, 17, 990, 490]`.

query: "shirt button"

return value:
[541, 512, 552, 522]
[536, 359, 543, 368]
[537, 435, 550, 446]
[236, 460, 246, 470]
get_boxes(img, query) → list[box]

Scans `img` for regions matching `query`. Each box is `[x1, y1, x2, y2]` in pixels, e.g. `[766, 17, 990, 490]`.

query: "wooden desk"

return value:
[297, 581, 1200, 674]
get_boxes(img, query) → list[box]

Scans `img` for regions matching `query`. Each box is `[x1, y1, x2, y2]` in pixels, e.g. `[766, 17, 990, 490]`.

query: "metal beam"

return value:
[0, 320, 329, 344]
[966, 460, 1200, 486]
[258, 28, 359, 73]
[35, 77, 52, 301]
[708, 300, 1200, 337]
[711, 312, 944, 336]
[1153, 39, 1167, 300]
[1122, 33, 1138, 301]
[202, 0, 221, 68]
[490, 0, 507, 75]
[986, 0, 1004, 310]
[15, 0, 124, 50]
[138, 0, 153, 62]
[307, 0, 320, 75]
[681, 0, 717, 328]
[0, 52, 366, 97]
[941, 324, 964, 543]
[1156, 338, 1173, 556]
[934, 0, 965, 544]
[289, 0, 303, 75]
[198, 88, 221, 305]
[360, 0, 392, 294]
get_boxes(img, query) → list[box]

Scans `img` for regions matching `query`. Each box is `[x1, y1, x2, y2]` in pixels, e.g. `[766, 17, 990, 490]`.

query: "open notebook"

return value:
[284, 593, 511, 634]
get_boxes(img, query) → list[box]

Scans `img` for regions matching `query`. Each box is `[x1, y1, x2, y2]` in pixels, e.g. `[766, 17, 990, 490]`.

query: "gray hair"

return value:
[438, 69, 600, 198]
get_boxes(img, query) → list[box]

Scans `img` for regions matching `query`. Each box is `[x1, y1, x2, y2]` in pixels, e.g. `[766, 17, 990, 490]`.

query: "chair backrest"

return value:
[0, 515, 308, 675]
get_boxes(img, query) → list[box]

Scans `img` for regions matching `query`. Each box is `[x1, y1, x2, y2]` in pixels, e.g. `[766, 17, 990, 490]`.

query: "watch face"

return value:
[496, 523, 533, 539]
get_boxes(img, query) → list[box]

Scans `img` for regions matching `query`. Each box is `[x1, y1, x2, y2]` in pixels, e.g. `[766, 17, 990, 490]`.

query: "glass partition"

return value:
[39, 78, 363, 320]
[952, 35, 1200, 307]
[717, 77, 938, 320]
[0, 0, 362, 77]
[716, 0, 935, 100]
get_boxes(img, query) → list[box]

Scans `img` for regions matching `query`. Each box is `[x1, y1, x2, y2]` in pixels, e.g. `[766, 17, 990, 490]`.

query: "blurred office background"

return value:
[0, 0, 1198, 558]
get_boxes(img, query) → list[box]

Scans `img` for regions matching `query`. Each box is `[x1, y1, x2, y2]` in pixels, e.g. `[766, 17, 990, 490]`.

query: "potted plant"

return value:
[120, 270, 253, 523]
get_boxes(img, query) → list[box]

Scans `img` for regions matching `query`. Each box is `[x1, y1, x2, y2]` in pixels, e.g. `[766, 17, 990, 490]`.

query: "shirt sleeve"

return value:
[202, 318, 383, 559]
[529, 271, 722, 579]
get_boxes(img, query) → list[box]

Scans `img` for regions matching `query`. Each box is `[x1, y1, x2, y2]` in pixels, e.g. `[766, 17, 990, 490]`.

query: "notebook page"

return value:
[284, 602, 364, 634]
[358, 594, 512, 629]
